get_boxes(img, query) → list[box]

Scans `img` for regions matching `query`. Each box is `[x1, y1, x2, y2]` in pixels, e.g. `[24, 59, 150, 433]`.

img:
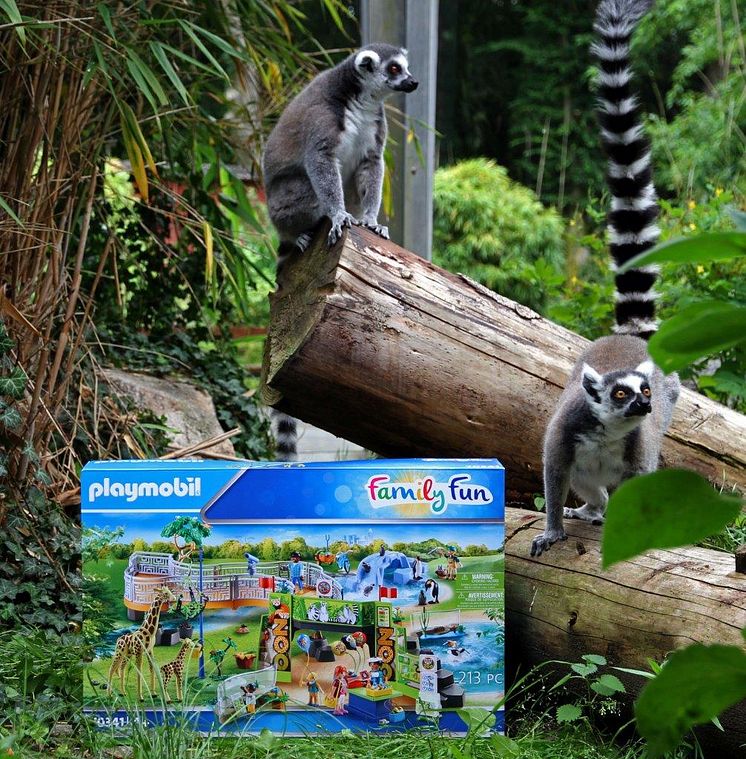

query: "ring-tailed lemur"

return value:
[530, 0, 680, 557]
[263, 44, 418, 461]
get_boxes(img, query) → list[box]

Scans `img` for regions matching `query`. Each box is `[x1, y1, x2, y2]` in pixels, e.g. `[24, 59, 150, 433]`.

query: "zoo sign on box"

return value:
[82, 458, 505, 736]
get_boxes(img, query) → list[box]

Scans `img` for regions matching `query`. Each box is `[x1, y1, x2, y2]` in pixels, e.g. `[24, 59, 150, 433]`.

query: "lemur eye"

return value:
[388, 63, 401, 76]
[614, 389, 627, 399]
[642, 387, 651, 397]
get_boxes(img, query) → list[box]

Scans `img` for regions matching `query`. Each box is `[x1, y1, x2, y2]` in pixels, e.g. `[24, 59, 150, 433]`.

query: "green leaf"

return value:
[0, 366, 27, 399]
[0, 402, 22, 430]
[0, 0, 26, 46]
[556, 703, 583, 723]
[488, 733, 521, 757]
[0, 325, 13, 353]
[127, 49, 168, 107]
[150, 42, 191, 106]
[570, 662, 597, 677]
[178, 21, 230, 82]
[0, 194, 22, 226]
[602, 470, 743, 568]
[582, 653, 607, 666]
[618, 232, 746, 272]
[591, 674, 625, 696]
[649, 301, 746, 373]
[636, 644, 746, 758]
[96, 3, 115, 39]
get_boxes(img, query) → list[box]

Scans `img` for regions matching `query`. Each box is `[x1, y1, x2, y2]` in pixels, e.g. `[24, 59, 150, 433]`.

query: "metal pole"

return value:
[359, 0, 439, 260]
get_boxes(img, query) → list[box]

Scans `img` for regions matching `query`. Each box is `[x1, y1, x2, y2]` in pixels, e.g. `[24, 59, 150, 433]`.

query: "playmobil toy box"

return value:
[82, 459, 505, 735]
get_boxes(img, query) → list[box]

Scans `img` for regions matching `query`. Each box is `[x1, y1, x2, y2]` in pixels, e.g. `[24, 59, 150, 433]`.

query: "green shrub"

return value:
[433, 158, 565, 312]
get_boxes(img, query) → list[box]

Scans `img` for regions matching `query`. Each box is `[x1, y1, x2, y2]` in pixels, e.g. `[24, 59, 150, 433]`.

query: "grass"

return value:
[700, 511, 746, 554]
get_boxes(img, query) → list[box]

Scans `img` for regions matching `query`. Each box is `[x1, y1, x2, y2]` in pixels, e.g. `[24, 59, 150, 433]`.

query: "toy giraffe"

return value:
[160, 638, 202, 702]
[108, 585, 176, 700]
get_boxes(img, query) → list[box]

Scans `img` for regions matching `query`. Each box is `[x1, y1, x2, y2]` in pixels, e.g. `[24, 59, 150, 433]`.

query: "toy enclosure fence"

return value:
[123, 552, 343, 617]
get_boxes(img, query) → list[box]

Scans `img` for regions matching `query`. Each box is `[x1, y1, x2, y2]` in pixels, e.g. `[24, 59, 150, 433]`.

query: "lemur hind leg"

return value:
[564, 486, 608, 525]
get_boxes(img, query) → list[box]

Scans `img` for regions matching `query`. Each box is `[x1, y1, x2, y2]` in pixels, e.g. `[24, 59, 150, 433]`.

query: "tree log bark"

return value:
[505, 506, 746, 751]
[262, 225, 746, 497]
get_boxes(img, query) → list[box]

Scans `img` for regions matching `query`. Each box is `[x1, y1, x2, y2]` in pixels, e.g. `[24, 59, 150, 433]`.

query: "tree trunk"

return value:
[504, 506, 746, 752]
[262, 225, 746, 498]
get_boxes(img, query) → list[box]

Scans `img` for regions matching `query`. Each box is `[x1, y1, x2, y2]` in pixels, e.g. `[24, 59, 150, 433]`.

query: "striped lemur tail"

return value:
[272, 409, 298, 462]
[593, 0, 659, 339]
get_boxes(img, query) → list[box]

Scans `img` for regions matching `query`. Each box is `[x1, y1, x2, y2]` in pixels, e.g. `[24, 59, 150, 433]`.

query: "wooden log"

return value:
[262, 225, 746, 496]
[505, 506, 746, 750]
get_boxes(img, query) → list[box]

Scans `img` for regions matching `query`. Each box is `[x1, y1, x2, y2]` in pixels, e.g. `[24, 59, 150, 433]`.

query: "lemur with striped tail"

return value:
[263, 45, 418, 461]
[531, 0, 680, 557]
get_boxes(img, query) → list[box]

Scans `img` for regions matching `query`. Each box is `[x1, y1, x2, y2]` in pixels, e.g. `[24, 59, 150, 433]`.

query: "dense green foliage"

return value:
[432, 159, 565, 311]
[436, 0, 745, 209]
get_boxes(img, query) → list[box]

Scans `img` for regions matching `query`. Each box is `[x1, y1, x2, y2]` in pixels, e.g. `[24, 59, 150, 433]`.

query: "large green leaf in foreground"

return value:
[648, 300, 746, 373]
[636, 644, 746, 757]
[602, 469, 743, 568]
[618, 231, 746, 272]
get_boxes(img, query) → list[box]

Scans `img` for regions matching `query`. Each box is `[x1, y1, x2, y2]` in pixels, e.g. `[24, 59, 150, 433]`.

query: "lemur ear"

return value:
[635, 360, 654, 378]
[581, 363, 603, 400]
[355, 49, 380, 73]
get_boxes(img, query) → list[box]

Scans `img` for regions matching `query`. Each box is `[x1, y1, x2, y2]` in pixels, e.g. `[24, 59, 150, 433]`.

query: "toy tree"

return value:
[209, 636, 238, 678]
[160, 516, 211, 562]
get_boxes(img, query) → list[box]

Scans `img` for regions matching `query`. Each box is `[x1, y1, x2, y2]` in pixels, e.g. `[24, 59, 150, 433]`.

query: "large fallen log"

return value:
[505, 506, 746, 751]
[262, 225, 746, 496]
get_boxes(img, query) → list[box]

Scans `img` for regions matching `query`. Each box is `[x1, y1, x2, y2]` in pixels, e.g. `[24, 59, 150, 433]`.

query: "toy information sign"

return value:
[82, 459, 505, 735]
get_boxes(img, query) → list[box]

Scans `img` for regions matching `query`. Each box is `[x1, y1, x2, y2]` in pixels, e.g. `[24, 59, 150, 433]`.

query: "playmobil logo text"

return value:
[88, 476, 201, 504]
[366, 474, 493, 514]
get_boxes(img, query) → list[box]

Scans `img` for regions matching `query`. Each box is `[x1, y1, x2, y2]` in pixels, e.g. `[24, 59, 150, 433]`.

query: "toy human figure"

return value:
[241, 682, 258, 714]
[301, 672, 323, 706]
[331, 665, 349, 715]
[368, 657, 385, 689]
[289, 551, 304, 592]
[446, 550, 461, 580]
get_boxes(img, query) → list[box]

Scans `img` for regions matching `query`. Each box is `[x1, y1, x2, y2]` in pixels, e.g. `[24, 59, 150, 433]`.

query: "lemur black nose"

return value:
[402, 77, 418, 92]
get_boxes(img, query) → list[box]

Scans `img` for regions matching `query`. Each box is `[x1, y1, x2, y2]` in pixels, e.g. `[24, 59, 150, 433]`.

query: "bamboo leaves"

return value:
[119, 102, 157, 202]
[0, 0, 26, 46]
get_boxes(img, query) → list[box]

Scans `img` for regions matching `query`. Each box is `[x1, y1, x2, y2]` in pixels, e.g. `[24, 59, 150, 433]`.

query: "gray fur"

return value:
[262, 43, 417, 260]
[531, 336, 679, 556]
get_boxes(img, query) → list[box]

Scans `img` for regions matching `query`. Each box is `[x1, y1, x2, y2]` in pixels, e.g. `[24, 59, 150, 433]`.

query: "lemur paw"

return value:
[328, 211, 357, 247]
[530, 529, 567, 557]
[360, 219, 389, 239]
[563, 505, 604, 525]
[294, 232, 313, 254]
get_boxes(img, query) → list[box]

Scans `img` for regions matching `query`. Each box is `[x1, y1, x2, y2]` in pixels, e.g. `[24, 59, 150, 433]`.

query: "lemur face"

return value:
[581, 361, 654, 423]
[354, 47, 418, 96]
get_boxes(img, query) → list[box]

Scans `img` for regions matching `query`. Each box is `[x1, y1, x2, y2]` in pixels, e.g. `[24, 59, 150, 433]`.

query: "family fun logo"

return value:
[87, 476, 201, 504]
[365, 473, 493, 514]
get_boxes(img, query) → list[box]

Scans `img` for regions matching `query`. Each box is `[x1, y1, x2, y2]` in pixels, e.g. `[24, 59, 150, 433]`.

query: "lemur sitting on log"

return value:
[262, 44, 418, 460]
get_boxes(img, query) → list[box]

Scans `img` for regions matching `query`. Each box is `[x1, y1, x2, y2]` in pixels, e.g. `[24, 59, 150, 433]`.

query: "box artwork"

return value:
[82, 459, 505, 735]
